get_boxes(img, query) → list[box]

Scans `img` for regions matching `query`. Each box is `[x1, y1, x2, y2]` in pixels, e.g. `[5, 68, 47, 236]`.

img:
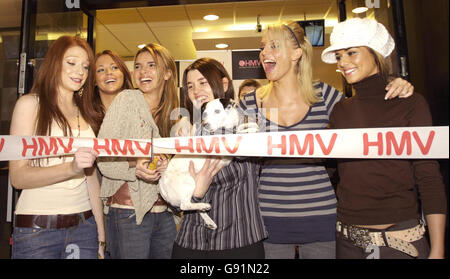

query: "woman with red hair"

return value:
[9, 36, 105, 259]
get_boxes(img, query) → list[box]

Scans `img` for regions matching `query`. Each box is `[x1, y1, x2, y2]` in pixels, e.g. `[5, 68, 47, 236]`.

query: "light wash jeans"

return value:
[105, 207, 177, 259]
[263, 240, 336, 259]
[12, 216, 98, 259]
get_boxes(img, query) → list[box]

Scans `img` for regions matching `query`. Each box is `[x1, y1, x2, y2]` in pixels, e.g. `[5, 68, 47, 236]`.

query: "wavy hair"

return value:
[134, 43, 179, 137]
[31, 35, 96, 137]
[86, 50, 133, 134]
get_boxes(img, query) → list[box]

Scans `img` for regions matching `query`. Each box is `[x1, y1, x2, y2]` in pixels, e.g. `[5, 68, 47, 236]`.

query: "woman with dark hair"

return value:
[180, 57, 234, 126]
[9, 36, 105, 259]
[239, 79, 262, 99]
[323, 18, 446, 259]
[97, 43, 178, 259]
[85, 50, 133, 135]
[171, 57, 267, 259]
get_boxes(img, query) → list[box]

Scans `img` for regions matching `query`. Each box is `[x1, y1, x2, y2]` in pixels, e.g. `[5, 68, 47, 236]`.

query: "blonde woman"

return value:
[239, 20, 414, 259]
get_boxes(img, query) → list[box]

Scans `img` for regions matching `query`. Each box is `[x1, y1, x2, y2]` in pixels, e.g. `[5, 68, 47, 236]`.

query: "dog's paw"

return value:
[205, 222, 217, 230]
[202, 204, 211, 211]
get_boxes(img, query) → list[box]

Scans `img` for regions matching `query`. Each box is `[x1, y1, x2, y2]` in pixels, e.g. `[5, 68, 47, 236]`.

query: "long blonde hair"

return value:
[135, 43, 179, 137]
[257, 20, 318, 105]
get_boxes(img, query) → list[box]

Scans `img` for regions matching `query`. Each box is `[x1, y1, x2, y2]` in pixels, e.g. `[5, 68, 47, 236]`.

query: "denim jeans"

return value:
[263, 240, 336, 259]
[105, 207, 177, 259]
[12, 216, 98, 259]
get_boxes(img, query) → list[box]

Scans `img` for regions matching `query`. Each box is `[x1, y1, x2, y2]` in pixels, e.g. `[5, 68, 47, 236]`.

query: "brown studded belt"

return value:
[15, 210, 93, 230]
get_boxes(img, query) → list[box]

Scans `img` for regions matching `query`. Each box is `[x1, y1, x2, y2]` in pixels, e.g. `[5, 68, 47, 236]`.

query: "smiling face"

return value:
[335, 47, 379, 84]
[59, 46, 89, 94]
[259, 30, 300, 82]
[133, 51, 167, 94]
[95, 54, 124, 95]
[186, 69, 215, 109]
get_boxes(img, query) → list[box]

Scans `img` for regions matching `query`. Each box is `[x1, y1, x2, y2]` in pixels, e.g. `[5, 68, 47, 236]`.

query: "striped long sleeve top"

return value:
[239, 82, 344, 244]
[174, 120, 268, 251]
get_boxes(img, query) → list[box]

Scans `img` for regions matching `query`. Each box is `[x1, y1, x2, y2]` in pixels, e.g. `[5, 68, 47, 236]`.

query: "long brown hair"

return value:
[87, 50, 133, 134]
[32, 36, 96, 137]
[135, 43, 179, 137]
[367, 47, 391, 82]
[180, 57, 234, 124]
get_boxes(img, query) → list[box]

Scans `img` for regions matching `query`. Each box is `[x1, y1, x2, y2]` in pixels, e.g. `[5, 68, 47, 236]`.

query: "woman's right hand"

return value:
[135, 157, 162, 183]
[71, 147, 99, 175]
[190, 158, 224, 199]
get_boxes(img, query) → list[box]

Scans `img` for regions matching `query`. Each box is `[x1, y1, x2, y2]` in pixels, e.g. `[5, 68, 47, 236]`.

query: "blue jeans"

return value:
[263, 241, 336, 259]
[12, 216, 98, 259]
[105, 207, 177, 259]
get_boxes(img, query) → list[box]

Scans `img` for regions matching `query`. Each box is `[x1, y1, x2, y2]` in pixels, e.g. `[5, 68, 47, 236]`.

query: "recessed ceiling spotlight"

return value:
[138, 44, 146, 49]
[352, 7, 368, 13]
[215, 43, 228, 49]
[203, 14, 219, 21]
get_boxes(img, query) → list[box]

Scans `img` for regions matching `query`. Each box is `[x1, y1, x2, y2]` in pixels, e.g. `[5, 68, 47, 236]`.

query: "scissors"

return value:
[148, 129, 159, 170]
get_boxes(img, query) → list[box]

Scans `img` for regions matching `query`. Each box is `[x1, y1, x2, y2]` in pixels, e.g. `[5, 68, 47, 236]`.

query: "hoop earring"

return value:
[78, 87, 84, 97]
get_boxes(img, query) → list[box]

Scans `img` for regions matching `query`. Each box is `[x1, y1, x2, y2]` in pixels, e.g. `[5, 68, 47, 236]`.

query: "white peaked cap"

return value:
[321, 17, 395, 64]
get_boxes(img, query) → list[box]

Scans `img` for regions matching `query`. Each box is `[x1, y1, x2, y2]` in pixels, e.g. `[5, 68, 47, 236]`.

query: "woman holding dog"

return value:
[239, 20, 415, 259]
[171, 57, 267, 259]
[97, 43, 178, 259]
[323, 18, 446, 259]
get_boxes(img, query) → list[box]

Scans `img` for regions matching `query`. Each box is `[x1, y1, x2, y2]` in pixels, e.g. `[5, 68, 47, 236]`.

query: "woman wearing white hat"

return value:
[323, 18, 447, 259]
[239, 19, 415, 259]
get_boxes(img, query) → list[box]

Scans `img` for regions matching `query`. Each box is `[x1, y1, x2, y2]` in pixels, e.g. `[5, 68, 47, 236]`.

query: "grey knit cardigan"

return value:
[97, 89, 160, 225]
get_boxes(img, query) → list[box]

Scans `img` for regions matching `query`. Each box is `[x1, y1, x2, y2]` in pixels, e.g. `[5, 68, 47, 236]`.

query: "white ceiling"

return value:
[94, 0, 339, 60]
[0, 0, 339, 60]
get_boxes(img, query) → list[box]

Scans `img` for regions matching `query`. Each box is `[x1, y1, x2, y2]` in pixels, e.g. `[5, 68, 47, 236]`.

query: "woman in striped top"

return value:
[239, 20, 414, 259]
[171, 58, 268, 259]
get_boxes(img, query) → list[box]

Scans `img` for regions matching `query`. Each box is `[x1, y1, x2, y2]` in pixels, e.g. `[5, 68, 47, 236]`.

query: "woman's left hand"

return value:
[98, 242, 105, 259]
[190, 158, 224, 199]
[384, 78, 414, 99]
[428, 249, 444, 259]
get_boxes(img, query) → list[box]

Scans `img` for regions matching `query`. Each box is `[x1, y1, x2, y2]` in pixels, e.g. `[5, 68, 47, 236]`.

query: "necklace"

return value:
[76, 107, 80, 137]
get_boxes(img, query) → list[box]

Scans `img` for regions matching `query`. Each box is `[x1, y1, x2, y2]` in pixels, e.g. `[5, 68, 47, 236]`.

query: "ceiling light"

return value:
[215, 43, 228, 49]
[138, 44, 146, 49]
[352, 7, 368, 13]
[203, 14, 219, 21]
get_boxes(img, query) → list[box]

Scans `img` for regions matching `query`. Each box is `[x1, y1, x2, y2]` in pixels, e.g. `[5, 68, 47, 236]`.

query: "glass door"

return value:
[3, 0, 94, 258]
[18, 0, 92, 97]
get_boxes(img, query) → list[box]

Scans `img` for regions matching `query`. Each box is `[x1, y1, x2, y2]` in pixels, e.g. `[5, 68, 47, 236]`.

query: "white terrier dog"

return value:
[158, 98, 257, 230]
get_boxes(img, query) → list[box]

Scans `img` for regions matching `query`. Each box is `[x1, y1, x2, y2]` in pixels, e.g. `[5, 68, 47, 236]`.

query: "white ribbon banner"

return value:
[1, 126, 448, 161]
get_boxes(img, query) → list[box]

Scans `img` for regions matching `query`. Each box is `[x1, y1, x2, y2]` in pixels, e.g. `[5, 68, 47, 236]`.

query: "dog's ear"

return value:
[200, 101, 209, 115]
[219, 98, 232, 109]
[220, 98, 237, 110]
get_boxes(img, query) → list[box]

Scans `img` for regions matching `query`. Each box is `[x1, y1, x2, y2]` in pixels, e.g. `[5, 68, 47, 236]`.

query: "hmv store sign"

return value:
[232, 50, 266, 80]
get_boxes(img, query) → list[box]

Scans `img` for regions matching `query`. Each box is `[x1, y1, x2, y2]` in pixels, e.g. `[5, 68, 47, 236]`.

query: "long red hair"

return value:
[31, 36, 96, 136]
